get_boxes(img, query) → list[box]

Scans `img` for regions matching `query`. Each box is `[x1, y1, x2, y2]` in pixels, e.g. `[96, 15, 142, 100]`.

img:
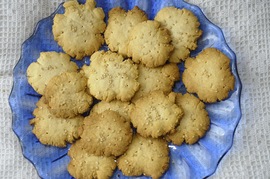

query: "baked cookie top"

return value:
[166, 93, 210, 145]
[127, 20, 174, 68]
[26, 52, 78, 95]
[131, 90, 183, 138]
[132, 63, 180, 102]
[80, 64, 91, 78]
[68, 139, 116, 179]
[91, 100, 134, 122]
[104, 6, 148, 56]
[86, 50, 139, 102]
[117, 134, 169, 179]
[79, 110, 133, 157]
[155, 7, 202, 63]
[52, 0, 106, 60]
[44, 71, 93, 118]
[30, 97, 83, 147]
[182, 48, 235, 103]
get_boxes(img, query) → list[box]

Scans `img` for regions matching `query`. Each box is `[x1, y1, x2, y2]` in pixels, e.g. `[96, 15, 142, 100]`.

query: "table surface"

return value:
[1, 0, 269, 178]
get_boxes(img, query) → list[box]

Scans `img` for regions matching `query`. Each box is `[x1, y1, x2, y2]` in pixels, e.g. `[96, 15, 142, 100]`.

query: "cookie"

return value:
[26, 52, 78, 95]
[86, 50, 139, 102]
[30, 97, 83, 147]
[79, 110, 133, 157]
[166, 93, 210, 145]
[52, 0, 106, 60]
[117, 134, 169, 179]
[104, 6, 148, 56]
[155, 7, 202, 63]
[132, 63, 180, 102]
[80, 64, 92, 78]
[127, 20, 174, 68]
[182, 48, 235, 103]
[79, 65, 92, 95]
[44, 71, 93, 118]
[68, 139, 116, 179]
[130, 90, 183, 138]
[91, 100, 134, 122]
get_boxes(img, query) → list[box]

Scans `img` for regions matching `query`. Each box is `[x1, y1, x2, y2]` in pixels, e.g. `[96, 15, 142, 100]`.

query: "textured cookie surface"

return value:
[131, 91, 183, 138]
[117, 134, 169, 179]
[68, 139, 116, 179]
[127, 20, 174, 67]
[27, 52, 78, 95]
[155, 7, 202, 63]
[166, 93, 210, 145]
[87, 50, 139, 102]
[132, 63, 180, 102]
[104, 6, 147, 56]
[80, 64, 92, 78]
[182, 48, 235, 103]
[30, 97, 83, 147]
[52, 0, 106, 60]
[44, 72, 93, 118]
[91, 100, 134, 122]
[80, 110, 133, 157]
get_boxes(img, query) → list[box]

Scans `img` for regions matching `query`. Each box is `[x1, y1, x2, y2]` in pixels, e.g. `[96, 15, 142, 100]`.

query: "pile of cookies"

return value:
[26, 0, 235, 178]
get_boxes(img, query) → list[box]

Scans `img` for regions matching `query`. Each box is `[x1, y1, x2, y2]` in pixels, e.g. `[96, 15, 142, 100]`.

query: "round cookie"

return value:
[80, 64, 92, 78]
[68, 139, 116, 179]
[127, 20, 174, 68]
[104, 6, 148, 56]
[130, 90, 183, 138]
[30, 97, 83, 147]
[155, 7, 202, 63]
[86, 50, 139, 102]
[44, 72, 93, 118]
[166, 93, 210, 145]
[52, 0, 106, 60]
[117, 134, 169, 179]
[182, 48, 235, 103]
[91, 100, 134, 122]
[132, 63, 180, 102]
[27, 52, 78, 95]
[79, 110, 133, 157]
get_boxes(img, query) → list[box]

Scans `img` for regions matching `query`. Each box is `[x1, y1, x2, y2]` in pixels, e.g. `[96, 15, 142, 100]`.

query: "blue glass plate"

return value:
[9, 0, 242, 178]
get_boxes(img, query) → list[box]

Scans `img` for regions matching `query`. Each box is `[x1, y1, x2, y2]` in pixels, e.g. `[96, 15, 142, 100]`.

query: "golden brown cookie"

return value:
[30, 97, 83, 147]
[86, 50, 139, 102]
[68, 139, 116, 179]
[26, 52, 78, 95]
[166, 93, 210, 145]
[104, 6, 148, 56]
[155, 7, 202, 63]
[44, 72, 93, 118]
[117, 134, 169, 179]
[91, 100, 134, 122]
[132, 63, 180, 102]
[52, 0, 106, 60]
[80, 64, 92, 95]
[127, 20, 174, 68]
[182, 48, 235, 103]
[130, 90, 183, 138]
[80, 64, 92, 78]
[79, 110, 133, 157]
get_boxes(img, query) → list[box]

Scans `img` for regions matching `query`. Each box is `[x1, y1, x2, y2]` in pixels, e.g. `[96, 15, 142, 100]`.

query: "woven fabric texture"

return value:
[1, 0, 269, 178]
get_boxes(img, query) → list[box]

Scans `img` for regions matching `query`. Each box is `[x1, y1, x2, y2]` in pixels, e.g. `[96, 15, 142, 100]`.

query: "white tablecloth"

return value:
[1, 0, 269, 178]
